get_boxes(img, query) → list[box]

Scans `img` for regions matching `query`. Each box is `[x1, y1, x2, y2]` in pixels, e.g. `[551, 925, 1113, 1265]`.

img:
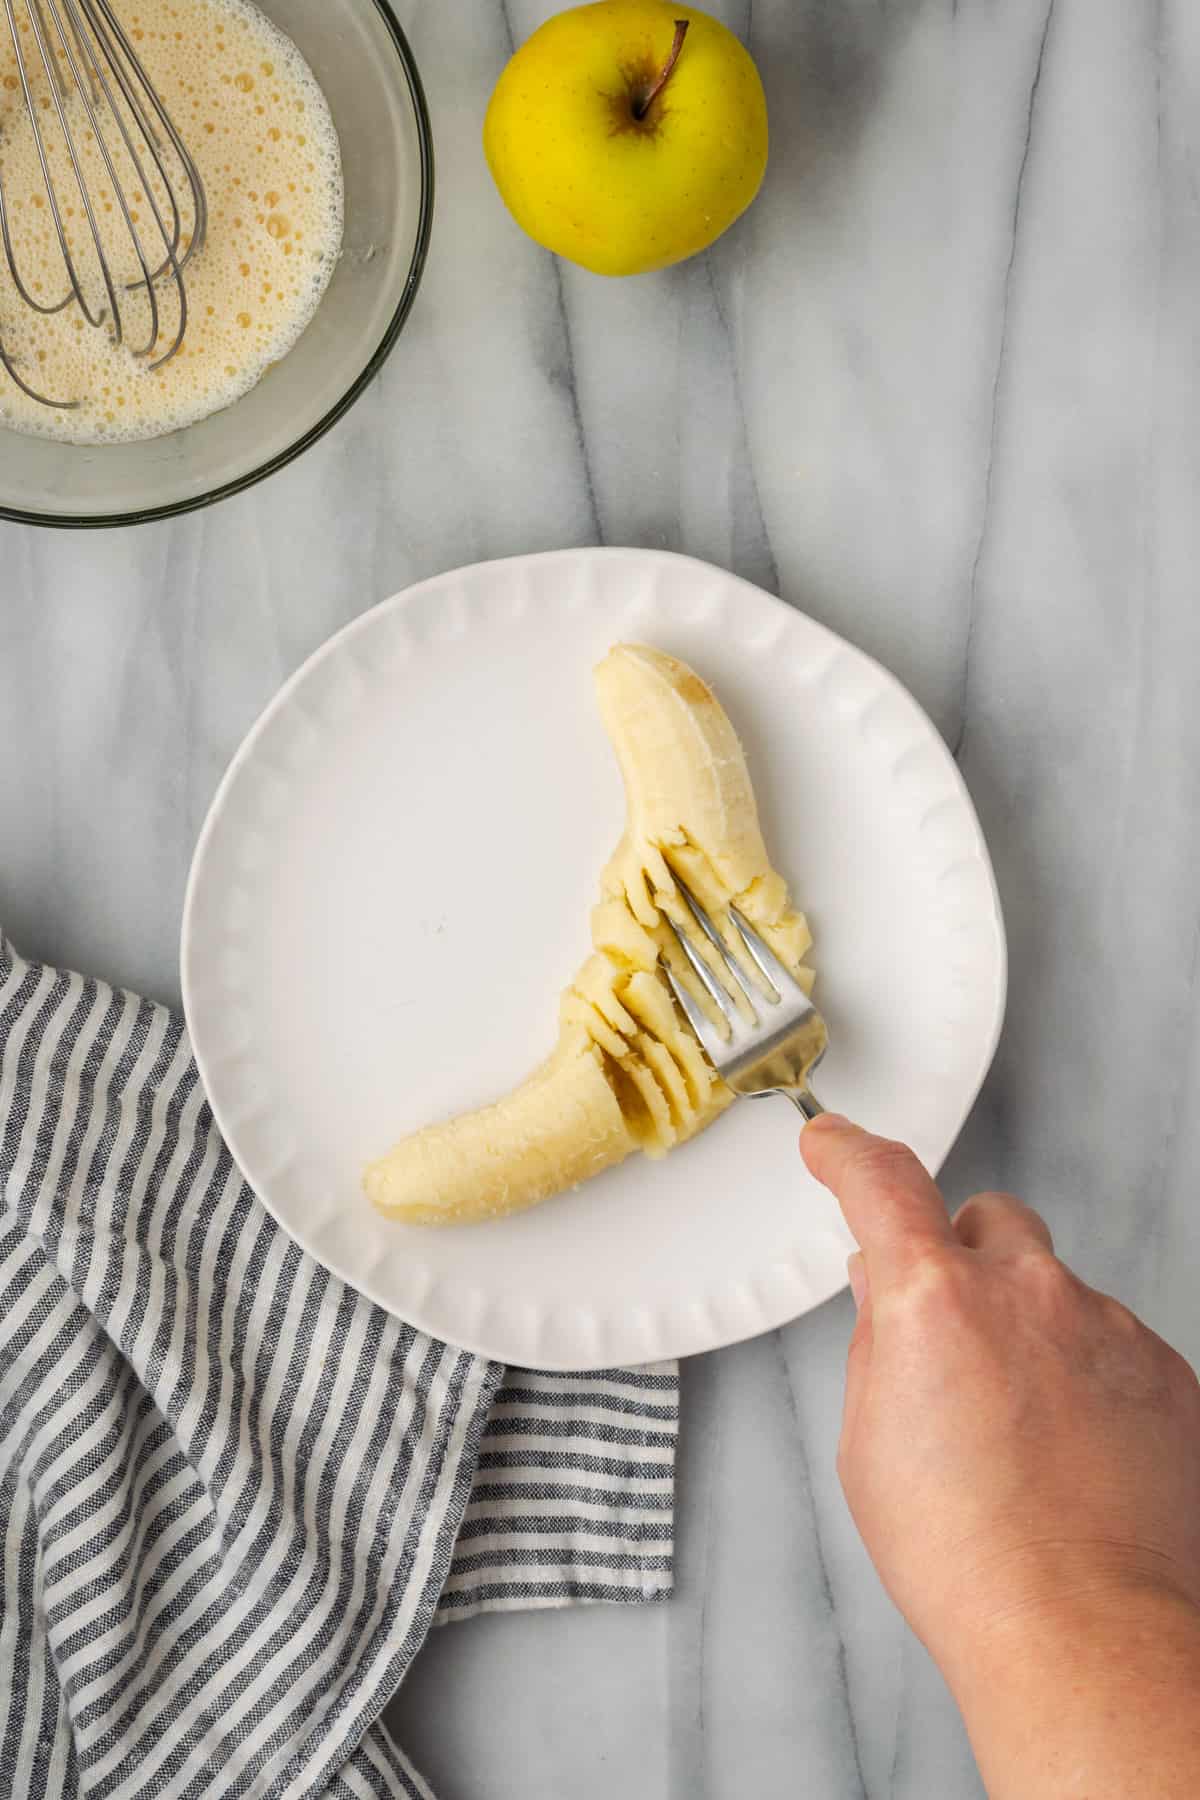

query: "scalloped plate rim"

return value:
[182, 547, 1007, 1370]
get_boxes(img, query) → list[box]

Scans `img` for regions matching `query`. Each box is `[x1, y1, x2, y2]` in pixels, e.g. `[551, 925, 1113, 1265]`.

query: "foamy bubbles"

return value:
[0, 0, 343, 444]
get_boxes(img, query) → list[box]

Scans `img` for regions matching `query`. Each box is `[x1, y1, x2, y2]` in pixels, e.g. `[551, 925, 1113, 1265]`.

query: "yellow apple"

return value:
[483, 1, 768, 277]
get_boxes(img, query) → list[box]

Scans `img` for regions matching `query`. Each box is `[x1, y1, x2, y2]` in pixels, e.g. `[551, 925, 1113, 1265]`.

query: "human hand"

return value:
[802, 1115, 1200, 1798]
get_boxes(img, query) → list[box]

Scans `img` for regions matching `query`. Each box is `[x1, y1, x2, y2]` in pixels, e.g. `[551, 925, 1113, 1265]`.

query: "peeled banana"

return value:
[365, 643, 812, 1225]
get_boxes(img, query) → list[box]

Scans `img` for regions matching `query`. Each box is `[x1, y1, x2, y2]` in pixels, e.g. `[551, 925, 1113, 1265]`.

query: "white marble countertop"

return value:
[5, 0, 1200, 1793]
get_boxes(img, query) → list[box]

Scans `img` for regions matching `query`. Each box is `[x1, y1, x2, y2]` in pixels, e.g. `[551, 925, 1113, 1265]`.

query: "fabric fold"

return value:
[440, 1368, 678, 1622]
[0, 934, 676, 1800]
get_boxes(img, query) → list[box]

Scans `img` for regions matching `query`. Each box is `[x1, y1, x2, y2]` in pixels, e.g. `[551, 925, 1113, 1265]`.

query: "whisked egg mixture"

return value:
[0, 0, 343, 443]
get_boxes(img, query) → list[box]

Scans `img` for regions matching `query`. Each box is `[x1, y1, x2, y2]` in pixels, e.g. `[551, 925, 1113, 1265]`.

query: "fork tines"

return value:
[660, 880, 800, 1052]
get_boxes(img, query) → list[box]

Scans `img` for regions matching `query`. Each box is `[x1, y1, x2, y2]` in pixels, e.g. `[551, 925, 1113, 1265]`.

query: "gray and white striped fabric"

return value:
[0, 933, 677, 1800]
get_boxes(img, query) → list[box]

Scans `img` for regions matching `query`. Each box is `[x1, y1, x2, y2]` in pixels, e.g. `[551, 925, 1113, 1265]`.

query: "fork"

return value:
[660, 881, 828, 1120]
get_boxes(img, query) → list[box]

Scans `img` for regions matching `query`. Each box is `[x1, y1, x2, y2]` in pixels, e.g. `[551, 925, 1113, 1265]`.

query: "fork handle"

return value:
[784, 1089, 824, 1122]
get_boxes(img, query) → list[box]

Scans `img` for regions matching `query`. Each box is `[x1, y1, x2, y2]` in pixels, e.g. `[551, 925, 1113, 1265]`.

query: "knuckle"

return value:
[914, 1250, 961, 1292]
[1021, 1249, 1078, 1303]
[966, 1188, 1025, 1212]
[951, 1194, 986, 1232]
[955, 1190, 1054, 1249]
[953, 1191, 1011, 1234]
[1097, 1293, 1141, 1337]
[1164, 1343, 1200, 1400]
[1010, 1197, 1053, 1238]
[847, 1136, 924, 1196]
[894, 1250, 969, 1321]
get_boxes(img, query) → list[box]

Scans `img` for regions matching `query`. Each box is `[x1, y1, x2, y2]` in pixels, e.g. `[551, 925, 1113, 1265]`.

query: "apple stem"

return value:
[634, 18, 690, 120]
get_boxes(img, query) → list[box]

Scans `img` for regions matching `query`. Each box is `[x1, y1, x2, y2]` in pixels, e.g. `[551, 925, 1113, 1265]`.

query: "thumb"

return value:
[840, 1253, 873, 1460]
[802, 1115, 954, 1290]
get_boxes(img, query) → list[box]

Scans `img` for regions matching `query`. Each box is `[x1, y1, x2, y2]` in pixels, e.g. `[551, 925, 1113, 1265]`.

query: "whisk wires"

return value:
[0, 0, 207, 411]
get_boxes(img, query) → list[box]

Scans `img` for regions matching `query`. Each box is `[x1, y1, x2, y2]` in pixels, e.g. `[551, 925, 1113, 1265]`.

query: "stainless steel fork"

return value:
[660, 882, 828, 1120]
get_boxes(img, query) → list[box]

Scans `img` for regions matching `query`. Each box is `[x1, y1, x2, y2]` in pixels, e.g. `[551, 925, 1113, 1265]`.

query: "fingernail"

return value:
[847, 1252, 868, 1310]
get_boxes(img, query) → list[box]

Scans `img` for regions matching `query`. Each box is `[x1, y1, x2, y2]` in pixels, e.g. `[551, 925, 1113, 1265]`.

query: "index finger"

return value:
[802, 1115, 955, 1287]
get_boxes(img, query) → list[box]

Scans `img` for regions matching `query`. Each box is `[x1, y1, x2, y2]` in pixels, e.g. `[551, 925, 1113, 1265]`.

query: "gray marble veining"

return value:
[4, 0, 1199, 1793]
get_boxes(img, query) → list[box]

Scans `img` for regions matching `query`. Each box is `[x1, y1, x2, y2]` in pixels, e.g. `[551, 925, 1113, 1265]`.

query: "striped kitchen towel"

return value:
[0, 932, 677, 1800]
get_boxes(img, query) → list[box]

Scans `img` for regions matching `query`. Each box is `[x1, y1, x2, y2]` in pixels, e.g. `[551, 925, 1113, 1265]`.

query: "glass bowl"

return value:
[0, 0, 432, 529]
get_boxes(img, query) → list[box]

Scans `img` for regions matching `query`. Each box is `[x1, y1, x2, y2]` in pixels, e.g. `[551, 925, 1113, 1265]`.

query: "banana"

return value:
[365, 644, 812, 1225]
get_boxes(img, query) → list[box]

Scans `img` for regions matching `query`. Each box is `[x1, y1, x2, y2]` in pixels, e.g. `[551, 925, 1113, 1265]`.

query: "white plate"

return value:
[182, 548, 1006, 1371]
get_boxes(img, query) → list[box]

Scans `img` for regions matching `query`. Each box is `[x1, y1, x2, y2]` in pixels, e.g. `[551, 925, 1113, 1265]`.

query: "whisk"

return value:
[0, 0, 207, 410]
